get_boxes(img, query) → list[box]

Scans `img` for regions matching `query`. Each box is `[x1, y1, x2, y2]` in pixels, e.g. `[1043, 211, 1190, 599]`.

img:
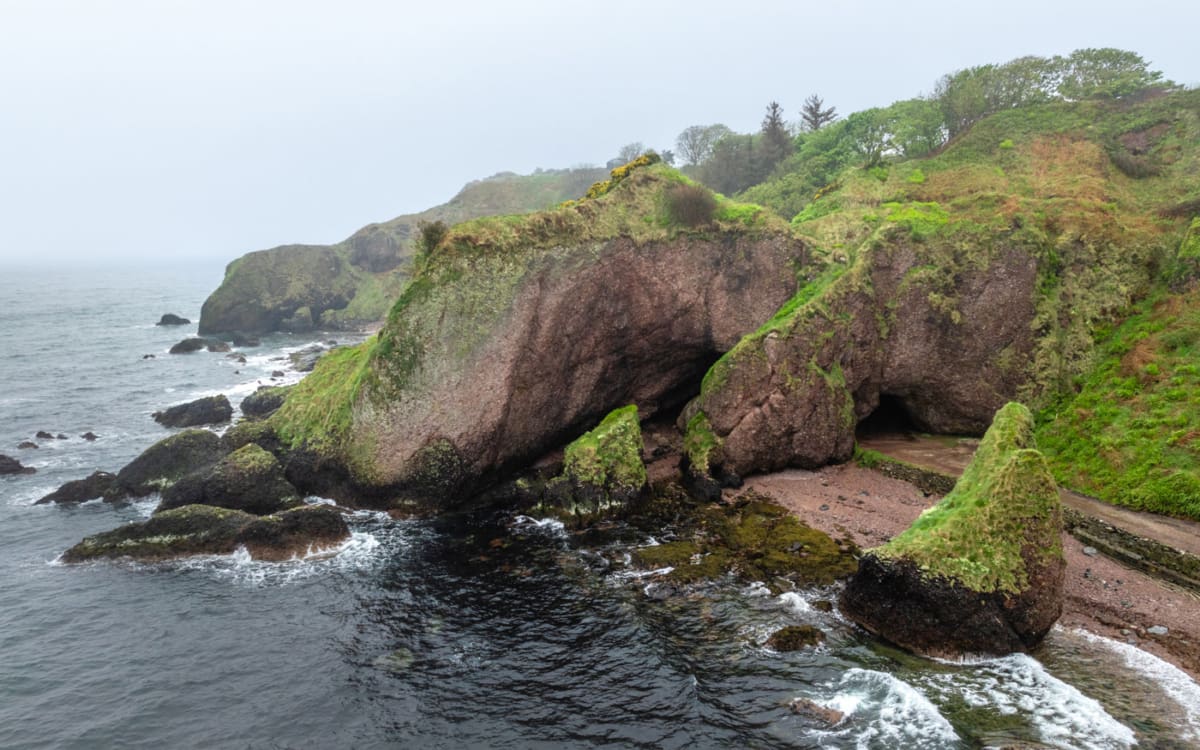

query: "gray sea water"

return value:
[1, 261, 1198, 749]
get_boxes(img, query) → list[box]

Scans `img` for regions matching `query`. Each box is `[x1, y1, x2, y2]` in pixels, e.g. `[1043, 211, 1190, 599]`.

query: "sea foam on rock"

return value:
[839, 402, 1065, 658]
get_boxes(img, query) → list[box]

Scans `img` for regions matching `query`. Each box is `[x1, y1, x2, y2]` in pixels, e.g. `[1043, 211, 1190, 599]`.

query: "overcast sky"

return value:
[1, 0, 1195, 267]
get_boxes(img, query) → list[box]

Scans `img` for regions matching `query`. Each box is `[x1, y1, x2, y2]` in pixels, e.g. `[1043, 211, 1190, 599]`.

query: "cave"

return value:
[856, 394, 921, 438]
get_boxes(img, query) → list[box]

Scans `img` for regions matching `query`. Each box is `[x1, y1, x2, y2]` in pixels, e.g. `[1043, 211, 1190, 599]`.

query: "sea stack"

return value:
[839, 402, 1065, 658]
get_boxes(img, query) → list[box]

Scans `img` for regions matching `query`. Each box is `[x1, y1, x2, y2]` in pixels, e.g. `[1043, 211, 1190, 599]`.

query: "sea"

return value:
[1, 261, 1198, 749]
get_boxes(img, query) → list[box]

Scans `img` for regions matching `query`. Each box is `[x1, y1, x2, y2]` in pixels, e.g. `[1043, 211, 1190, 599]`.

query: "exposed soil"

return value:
[745, 464, 1200, 679]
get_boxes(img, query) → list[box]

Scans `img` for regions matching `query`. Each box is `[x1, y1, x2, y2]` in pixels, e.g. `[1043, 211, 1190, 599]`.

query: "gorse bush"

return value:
[666, 183, 717, 227]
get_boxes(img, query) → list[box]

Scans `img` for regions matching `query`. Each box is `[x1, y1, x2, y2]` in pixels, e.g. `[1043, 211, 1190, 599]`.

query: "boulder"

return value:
[0, 454, 35, 475]
[60, 504, 349, 563]
[839, 403, 1065, 658]
[547, 405, 647, 519]
[240, 385, 291, 419]
[153, 395, 233, 428]
[17, 441, 37, 450]
[767, 625, 825, 651]
[156, 313, 191, 326]
[158, 444, 301, 516]
[105, 429, 224, 500]
[81, 432, 98, 441]
[288, 344, 328, 373]
[168, 337, 230, 354]
[36, 471, 116, 505]
[35, 431, 54, 440]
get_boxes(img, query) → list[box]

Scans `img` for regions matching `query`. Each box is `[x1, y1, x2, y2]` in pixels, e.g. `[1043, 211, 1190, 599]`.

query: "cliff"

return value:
[198, 167, 607, 335]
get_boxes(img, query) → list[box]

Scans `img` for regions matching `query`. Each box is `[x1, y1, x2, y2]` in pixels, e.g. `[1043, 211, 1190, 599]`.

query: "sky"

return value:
[1, 0, 1196, 267]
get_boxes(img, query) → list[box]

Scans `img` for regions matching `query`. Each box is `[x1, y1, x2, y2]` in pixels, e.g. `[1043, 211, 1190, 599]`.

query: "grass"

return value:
[879, 403, 1062, 593]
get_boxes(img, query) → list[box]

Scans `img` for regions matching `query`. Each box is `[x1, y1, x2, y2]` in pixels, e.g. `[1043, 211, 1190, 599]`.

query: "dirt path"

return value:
[744, 464, 1200, 678]
[859, 432, 1200, 559]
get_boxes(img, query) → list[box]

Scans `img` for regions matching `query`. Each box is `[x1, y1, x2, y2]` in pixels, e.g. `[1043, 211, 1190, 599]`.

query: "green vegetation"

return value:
[1037, 290, 1200, 518]
[878, 403, 1062, 593]
[561, 405, 647, 495]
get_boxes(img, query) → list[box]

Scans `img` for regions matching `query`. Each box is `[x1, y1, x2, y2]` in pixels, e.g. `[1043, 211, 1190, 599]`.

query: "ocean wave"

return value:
[159, 530, 389, 585]
[810, 668, 961, 749]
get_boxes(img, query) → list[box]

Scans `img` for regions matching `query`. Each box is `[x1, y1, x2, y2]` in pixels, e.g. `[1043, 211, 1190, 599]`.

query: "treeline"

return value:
[653, 48, 1172, 215]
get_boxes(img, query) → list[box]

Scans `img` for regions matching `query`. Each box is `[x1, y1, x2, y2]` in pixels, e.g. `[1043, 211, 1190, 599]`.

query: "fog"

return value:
[1, 0, 1195, 266]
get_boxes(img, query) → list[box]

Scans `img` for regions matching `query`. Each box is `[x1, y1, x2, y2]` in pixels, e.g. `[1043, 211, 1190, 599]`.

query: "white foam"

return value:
[157, 530, 387, 585]
[777, 591, 812, 614]
[510, 515, 567, 536]
[1073, 628, 1200, 740]
[824, 668, 961, 749]
[921, 653, 1136, 750]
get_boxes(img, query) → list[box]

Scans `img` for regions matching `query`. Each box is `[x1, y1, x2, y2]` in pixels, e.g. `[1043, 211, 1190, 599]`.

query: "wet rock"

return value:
[36, 471, 116, 505]
[156, 313, 191, 326]
[789, 698, 844, 727]
[17, 441, 37, 450]
[240, 385, 291, 420]
[288, 344, 328, 372]
[143, 354, 156, 359]
[35, 431, 54, 440]
[56, 433, 68, 440]
[104, 429, 224, 500]
[545, 405, 647, 521]
[767, 625, 825, 651]
[81, 432, 98, 441]
[153, 395, 233, 428]
[1147, 625, 1169, 636]
[0, 454, 36, 475]
[60, 504, 349, 563]
[271, 370, 285, 378]
[840, 403, 1065, 658]
[168, 337, 210, 354]
[158, 444, 301, 516]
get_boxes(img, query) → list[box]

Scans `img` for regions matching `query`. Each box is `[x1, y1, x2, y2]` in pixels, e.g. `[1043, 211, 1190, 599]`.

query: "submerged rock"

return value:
[61, 504, 349, 563]
[105, 429, 224, 500]
[767, 625, 825, 651]
[168, 337, 230, 354]
[153, 395, 233, 428]
[35, 431, 55, 440]
[158, 444, 301, 516]
[17, 441, 37, 450]
[0, 454, 35, 475]
[156, 313, 191, 326]
[839, 403, 1065, 658]
[240, 385, 291, 419]
[36, 471, 117, 505]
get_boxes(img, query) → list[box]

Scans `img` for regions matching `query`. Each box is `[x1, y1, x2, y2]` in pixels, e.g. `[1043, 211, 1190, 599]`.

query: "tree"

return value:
[1057, 48, 1165, 100]
[696, 133, 758, 195]
[800, 94, 838, 131]
[844, 108, 891, 167]
[675, 124, 733, 165]
[616, 142, 647, 163]
[760, 101, 792, 174]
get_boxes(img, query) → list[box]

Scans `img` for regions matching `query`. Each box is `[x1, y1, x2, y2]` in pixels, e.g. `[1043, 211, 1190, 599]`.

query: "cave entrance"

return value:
[856, 394, 920, 439]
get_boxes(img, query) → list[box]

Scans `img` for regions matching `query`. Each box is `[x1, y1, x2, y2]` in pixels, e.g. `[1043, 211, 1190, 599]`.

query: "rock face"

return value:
[36, 471, 116, 505]
[158, 444, 301, 516]
[156, 313, 191, 326]
[839, 403, 1065, 658]
[241, 386, 291, 419]
[683, 238, 1038, 482]
[272, 164, 806, 503]
[153, 395, 233, 428]
[0, 454, 35, 475]
[105, 429, 224, 500]
[61, 504, 349, 563]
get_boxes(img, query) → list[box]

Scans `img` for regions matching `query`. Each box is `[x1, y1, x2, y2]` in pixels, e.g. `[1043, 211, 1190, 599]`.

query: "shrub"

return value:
[1109, 148, 1161, 178]
[417, 220, 449, 253]
[665, 183, 717, 227]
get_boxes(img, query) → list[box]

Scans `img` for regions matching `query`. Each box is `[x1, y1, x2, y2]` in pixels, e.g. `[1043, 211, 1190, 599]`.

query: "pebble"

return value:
[1082, 546, 1099, 556]
[819, 504, 830, 512]
[1147, 625, 1168, 636]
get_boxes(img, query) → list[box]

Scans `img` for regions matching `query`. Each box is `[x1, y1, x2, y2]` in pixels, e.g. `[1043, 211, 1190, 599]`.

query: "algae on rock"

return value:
[839, 402, 1065, 657]
[546, 404, 647, 518]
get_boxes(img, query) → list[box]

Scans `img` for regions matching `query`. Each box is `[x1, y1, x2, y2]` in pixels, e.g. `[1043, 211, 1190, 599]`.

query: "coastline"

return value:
[744, 464, 1200, 679]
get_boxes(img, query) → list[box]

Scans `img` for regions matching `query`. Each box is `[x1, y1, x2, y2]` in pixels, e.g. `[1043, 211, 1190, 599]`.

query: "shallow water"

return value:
[1, 263, 1197, 749]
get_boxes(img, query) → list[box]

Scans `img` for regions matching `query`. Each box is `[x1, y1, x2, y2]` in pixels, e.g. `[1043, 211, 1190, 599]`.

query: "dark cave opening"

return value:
[856, 394, 921, 438]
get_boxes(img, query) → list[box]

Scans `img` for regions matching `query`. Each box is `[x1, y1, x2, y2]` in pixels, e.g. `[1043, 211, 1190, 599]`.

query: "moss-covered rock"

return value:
[240, 385, 291, 420]
[271, 163, 804, 504]
[551, 405, 647, 516]
[839, 402, 1065, 657]
[767, 625, 826, 651]
[158, 443, 301, 516]
[105, 429, 224, 501]
[61, 504, 349, 563]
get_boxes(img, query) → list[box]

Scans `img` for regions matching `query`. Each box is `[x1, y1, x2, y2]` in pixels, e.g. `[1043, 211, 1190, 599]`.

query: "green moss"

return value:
[683, 411, 721, 475]
[224, 443, 277, 474]
[561, 405, 646, 494]
[767, 625, 826, 651]
[272, 338, 378, 465]
[879, 403, 1062, 593]
[882, 201, 949, 240]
